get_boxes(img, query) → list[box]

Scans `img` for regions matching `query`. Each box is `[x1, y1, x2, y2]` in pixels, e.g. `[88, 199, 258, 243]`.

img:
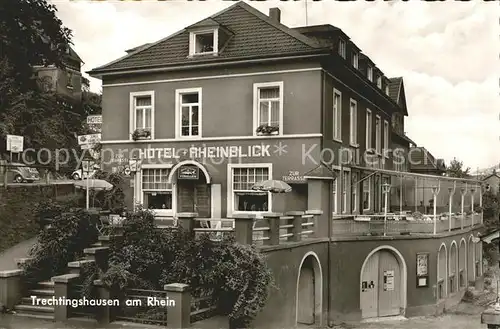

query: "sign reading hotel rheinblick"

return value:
[137, 144, 271, 160]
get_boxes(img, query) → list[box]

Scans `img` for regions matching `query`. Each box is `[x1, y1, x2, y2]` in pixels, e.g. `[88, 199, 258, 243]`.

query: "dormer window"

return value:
[338, 39, 346, 59]
[367, 66, 373, 82]
[189, 29, 218, 56]
[376, 76, 382, 88]
[352, 52, 359, 69]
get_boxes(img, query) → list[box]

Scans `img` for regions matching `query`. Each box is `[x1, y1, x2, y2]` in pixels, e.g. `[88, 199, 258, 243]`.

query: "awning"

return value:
[303, 161, 337, 180]
[167, 160, 218, 184]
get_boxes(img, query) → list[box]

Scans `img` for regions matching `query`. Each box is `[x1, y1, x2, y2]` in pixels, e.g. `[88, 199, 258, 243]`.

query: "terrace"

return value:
[332, 167, 483, 237]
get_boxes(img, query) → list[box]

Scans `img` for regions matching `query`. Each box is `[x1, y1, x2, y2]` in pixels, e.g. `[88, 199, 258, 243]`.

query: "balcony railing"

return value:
[332, 212, 482, 236]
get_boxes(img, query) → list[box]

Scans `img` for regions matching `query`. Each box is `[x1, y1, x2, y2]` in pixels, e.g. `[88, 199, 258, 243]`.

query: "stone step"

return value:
[38, 280, 55, 288]
[14, 304, 54, 314]
[29, 288, 55, 296]
[68, 259, 95, 274]
[13, 312, 54, 321]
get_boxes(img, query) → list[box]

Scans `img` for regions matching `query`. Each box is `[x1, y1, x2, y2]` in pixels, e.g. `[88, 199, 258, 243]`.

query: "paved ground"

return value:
[0, 238, 36, 271]
[354, 313, 487, 329]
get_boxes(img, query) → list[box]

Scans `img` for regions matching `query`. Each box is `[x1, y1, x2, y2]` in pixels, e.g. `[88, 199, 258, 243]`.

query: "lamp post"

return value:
[128, 155, 142, 211]
[460, 184, 467, 229]
[448, 182, 456, 232]
[431, 185, 439, 235]
[382, 183, 391, 237]
[82, 152, 94, 210]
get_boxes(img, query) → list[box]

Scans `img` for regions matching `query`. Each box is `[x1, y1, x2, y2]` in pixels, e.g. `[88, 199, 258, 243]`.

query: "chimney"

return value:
[269, 8, 281, 23]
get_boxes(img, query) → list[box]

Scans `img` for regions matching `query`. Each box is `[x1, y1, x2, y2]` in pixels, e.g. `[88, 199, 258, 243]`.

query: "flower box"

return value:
[132, 129, 151, 141]
[255, 124, 279, 136]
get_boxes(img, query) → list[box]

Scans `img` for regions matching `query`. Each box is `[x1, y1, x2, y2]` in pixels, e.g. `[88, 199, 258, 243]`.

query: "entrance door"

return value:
[297, 263, 315, 324]
[377, 250, 400, 317]
[360, 252, 379, 318]
[361, 250, 401, 318]
[177, 177, 211, 218]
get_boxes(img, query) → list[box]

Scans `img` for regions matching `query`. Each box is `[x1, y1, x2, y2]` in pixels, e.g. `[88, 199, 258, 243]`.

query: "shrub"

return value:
[21, 208, 99, 287]
[97, 208, 273, 328]
[91, 171, 125, 214]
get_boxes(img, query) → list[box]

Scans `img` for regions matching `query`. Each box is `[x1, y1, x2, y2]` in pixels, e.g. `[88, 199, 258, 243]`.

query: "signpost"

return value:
[6, 135, 24, 162]
[87, 115, 102, 125]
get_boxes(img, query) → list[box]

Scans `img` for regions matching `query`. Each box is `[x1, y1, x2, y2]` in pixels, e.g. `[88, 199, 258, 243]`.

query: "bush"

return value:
[98, 208, 273, 328]
[90, 171, 125, 214]
[21, 208, 98, 287]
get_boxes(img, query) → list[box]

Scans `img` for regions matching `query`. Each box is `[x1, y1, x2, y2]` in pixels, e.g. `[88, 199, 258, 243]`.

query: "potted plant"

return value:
[132, 128, 151, 141]
[256, 124, 279, 136]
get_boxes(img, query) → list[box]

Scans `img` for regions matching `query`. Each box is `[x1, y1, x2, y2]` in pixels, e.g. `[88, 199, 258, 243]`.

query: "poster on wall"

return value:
[383, 270, 394, 291]
[416, 253, 429, 287]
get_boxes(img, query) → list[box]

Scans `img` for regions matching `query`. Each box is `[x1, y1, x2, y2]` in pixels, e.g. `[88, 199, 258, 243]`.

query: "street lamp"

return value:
[82, 152, 94, 210]
[431, 185, 439, 235]
[128, 155, 142, 211]
[382, 183, 391, 237]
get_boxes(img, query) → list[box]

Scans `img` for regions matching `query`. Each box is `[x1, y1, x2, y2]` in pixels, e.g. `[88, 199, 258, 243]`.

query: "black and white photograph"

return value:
[0, 1, 499, 329]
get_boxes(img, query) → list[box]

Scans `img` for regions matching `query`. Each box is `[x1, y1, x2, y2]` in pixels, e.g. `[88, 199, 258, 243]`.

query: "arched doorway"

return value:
[437, 243, 447, 299]
[168, 160, 212, 218]
[296, 252, 322, 326]
[360, 246, 407, 319]
[458, 239, 466, 289]
[467, 235, 475, 284]
[449, 241, 458, 294]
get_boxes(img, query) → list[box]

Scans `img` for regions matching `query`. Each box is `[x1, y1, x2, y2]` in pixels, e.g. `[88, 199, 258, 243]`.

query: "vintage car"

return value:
[8, 162, 40, 183]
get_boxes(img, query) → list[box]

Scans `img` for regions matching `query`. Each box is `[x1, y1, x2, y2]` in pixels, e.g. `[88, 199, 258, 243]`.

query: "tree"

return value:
[446, 158, 471, 178]
[0, 0, 72, 92]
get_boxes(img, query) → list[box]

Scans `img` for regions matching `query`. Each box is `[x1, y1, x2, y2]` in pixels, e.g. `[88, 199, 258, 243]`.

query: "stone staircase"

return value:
[11, 238, 112, 321]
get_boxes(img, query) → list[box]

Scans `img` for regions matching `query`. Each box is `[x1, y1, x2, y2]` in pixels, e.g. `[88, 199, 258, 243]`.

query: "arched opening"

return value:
[437, 243, 447, 299]
[360, 246, 407, 319]
[475, 238, 482, 277]
[467, 235, 475, 284]
[458, 239, 467, 289]
[296, 252, 323, 326]
[449, 241, 458, 294]
[169, 160, 212, 218]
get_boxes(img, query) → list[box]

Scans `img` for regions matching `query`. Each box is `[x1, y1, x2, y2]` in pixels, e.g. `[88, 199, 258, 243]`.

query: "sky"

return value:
[50, 0, 499, 171]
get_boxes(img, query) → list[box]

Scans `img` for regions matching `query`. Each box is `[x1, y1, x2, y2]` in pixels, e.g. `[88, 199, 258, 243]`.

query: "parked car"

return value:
[71, 166, 99, 180]
[8, 163, 40, 183]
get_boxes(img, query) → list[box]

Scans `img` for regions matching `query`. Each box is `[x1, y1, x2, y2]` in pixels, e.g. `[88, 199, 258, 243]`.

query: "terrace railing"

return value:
[332, 212, 482, 236]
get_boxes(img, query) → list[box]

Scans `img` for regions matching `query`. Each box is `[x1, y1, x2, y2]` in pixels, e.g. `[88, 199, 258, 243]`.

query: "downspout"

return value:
[322, 69, 332, 327]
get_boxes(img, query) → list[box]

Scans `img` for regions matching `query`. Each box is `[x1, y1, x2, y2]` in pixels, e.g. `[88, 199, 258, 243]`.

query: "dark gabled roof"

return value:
[388, 77, 408, 116]
[409, 147, 446, 174]
[89, 1, 324, 75]
[483, 172, 500, 181]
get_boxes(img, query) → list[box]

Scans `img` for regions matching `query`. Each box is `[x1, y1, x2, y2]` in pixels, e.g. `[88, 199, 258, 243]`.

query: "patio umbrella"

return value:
[251, 180, 292, 193]
[74, 179, 113, 191]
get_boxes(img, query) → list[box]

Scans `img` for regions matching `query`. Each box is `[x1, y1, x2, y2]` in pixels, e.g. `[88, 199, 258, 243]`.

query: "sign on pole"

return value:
[87, 115, 102, 125]
[6, 135, 24, 153]
[78, 134, 101, 146]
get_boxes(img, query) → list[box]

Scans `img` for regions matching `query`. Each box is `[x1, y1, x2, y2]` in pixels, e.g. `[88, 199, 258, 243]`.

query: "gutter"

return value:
[87, 51, 331, 78]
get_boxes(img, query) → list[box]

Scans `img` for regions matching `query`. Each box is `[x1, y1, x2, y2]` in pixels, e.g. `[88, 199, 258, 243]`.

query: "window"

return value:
[352, 172, 358, 212]
[231, 166, 271, 213]
[130, 91, 154, 139]
[376, 76, 382, 88]
[375, 115, 381, 154]
[141, 168, 172, 212]
[253, 82, 283, 135]
[352, 51, 359, 69]
[341, 171, 349, 213]
[333, 89, 342, 141]
[349, 99, 357, 146]
[189, 29, 218, 56]
[66, 72, 74, 89]
[338, 39, 346, 58]
[363, 176, 371, 211]
[176, 88, 202, 138]
[332, 174, 338, 214]
[383, 120, 389, 157]
[365, 109, 372, 150]
[385, 85, 389, 96]
[367, 66, 373, 82]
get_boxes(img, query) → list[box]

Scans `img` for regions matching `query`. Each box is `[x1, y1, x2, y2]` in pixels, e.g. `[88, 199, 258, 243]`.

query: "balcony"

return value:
[332, 212, 482, 237]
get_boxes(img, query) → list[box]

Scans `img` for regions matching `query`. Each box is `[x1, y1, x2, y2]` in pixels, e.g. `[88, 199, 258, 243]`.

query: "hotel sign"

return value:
[136, 144, 272, 160]
[178, 166, 199, 180]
